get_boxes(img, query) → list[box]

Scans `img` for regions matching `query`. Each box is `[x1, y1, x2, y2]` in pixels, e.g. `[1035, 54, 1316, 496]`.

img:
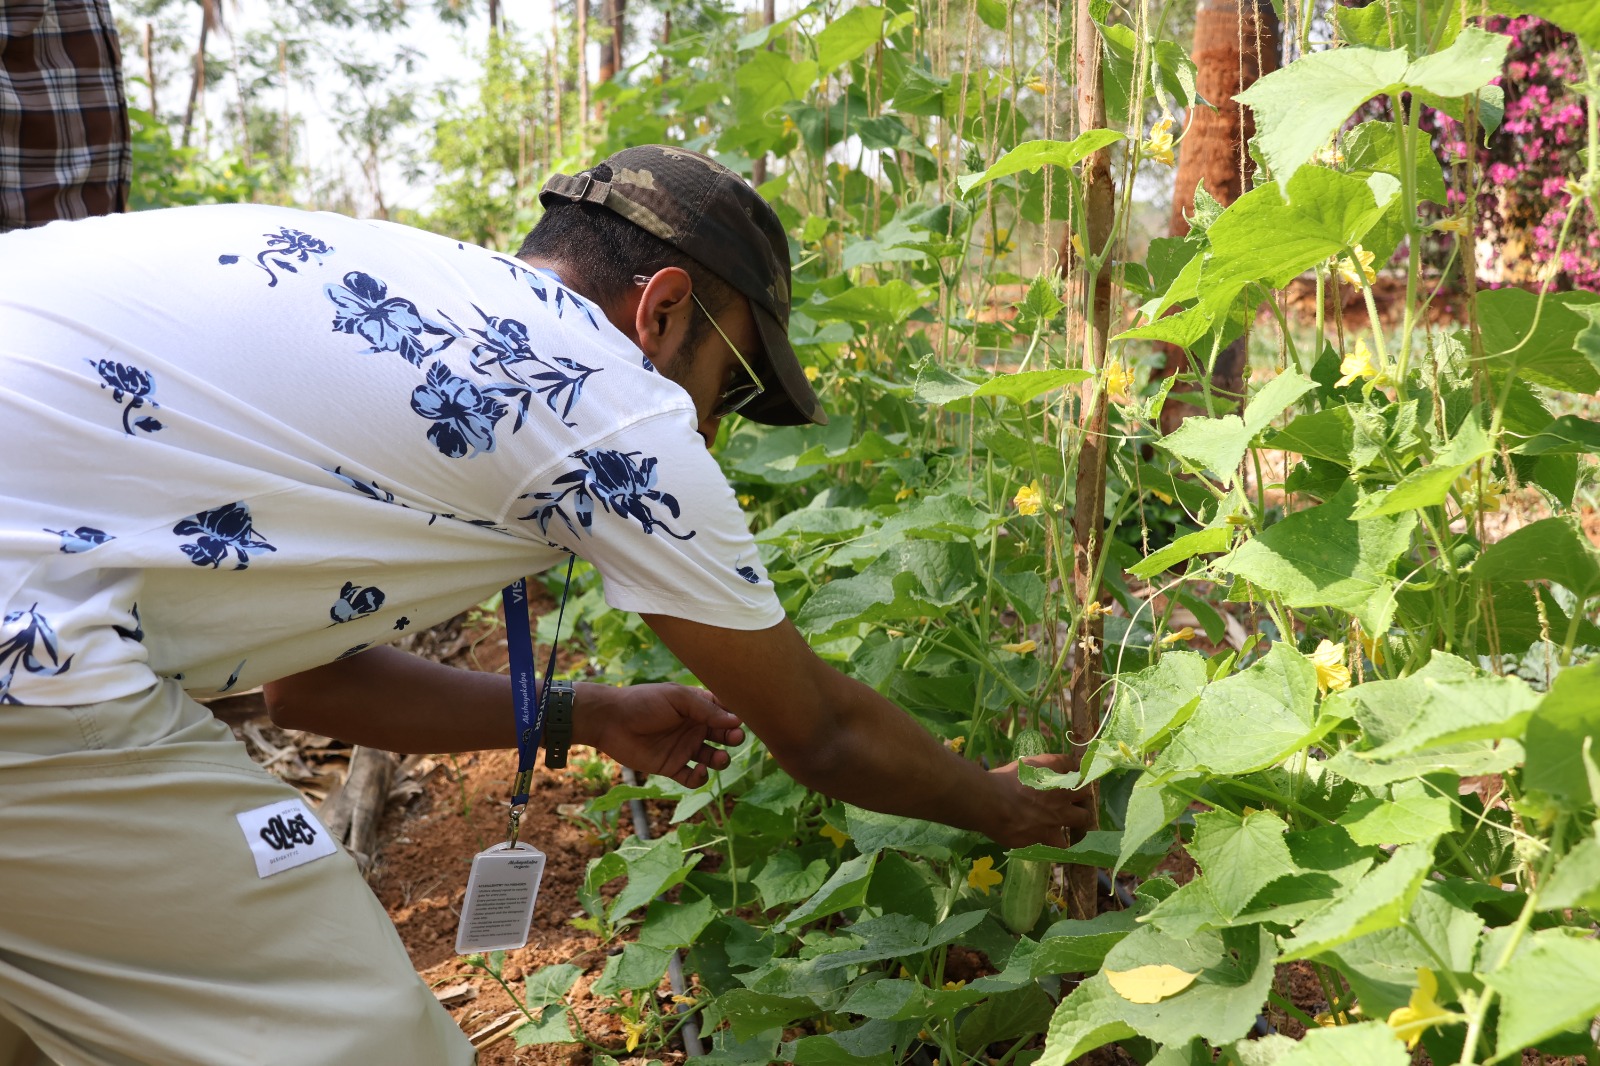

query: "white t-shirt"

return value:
[0, 204, 783, 707]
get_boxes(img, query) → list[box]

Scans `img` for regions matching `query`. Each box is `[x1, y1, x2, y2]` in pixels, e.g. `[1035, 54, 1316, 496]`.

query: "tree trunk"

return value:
[143, 23, 157, 115]
[180, 0, 213, 148]
[597, 0, 625, 85]
[488, 0, 500, 41]
[576, 0, 590, 127]
[751, 0, 776, 186]
[548, 0, 562, 156]
[1156, 0, 1280, 435]
[1064, 0, 1115, 923]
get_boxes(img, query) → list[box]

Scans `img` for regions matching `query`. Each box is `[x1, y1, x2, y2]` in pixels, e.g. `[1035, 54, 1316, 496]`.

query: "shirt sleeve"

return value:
[509, 411, 785, 631]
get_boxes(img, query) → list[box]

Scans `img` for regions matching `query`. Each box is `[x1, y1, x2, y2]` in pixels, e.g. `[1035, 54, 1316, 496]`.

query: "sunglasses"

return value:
[635, 275, 765, 418]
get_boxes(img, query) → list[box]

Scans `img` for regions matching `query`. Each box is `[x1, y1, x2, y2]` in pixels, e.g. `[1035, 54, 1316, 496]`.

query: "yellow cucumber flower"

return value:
[1356, 625, 1385, 667]
[621, 1016, 648, 1053]
[1000, 639, 1037, 654]
[1432, 215, 1471, 236]
[819, 823, 850, 849]
[1386, 968, 1453, 1048]
[1337, 244, 1377, 286]
[1143, 117, 1176, 166]
[1013, 481, 1044, 516]
[1312, 639, 1350, 694]
[1336, 337, 1379, 388]
[1159, 626, 1195, 646]
[1454, 472, 1504, 516]
[967, 855, 1004, 895]
[944, 735, 966, 754]
[1105, 360, 1133, 399]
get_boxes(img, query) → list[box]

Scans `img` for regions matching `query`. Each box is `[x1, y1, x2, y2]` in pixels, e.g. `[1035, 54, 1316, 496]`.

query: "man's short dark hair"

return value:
[517, 165, 738, 353]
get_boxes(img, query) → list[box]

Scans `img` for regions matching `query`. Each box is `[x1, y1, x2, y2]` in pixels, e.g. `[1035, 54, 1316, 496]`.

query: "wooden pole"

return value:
[1065, 0, 1115, 922]
[577, 0, 589, 129]
[143, 23, 157, 115]
[751, 0, 776, 185]
[181, 0, 212, 149]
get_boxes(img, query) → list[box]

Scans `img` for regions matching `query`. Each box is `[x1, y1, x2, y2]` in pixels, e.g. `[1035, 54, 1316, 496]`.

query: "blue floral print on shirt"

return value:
[493, 258, 602, 330]
[88, 359, 163, 435]
[0, 605, 73, 705]
[463, 306, 600, 429]
[46, 526, 113, 553]
[173, 502, 276, 570]
[518, 448, 695, 540]
[252, 228, 333, 287]
[326, 271, 460, 367]
[329, 582, 386, 625]
[412, 362, 507, 458]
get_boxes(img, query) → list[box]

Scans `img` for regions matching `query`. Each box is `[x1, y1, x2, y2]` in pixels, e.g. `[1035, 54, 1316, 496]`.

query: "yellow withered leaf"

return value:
[1105, 965, 1200, 1004]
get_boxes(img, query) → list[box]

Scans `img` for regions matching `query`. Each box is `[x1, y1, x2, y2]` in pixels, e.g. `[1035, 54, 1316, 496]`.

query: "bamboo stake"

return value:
[1065, 0, 1114, 922]
[143, 23, 157, 115]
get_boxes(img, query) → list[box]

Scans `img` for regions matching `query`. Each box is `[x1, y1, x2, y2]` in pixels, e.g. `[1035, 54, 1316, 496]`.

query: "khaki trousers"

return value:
[0, 681, 473, 1066]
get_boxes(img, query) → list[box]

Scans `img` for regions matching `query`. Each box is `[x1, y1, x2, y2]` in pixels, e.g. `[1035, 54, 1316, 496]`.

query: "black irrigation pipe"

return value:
[619, 766, 705, 1058]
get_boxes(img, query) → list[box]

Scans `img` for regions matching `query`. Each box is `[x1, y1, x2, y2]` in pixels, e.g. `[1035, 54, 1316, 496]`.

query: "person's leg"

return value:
[0, 682, 473, 1066]
[0, 1011, 49, 1066]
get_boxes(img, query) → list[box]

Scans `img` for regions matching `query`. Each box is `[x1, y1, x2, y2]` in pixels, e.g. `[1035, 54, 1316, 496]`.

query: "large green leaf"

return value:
[1159, 370, 1317, 484]
[1030, 911, 1139, 975]
[1491, 0, 1600, 49]
[1354, 672, 1542, 760]
[1351, 410, 1491, 518]
[1154, 644, 1318, 776]
[1200, 169, 1399, 298]
[1489, 932, 1600, 1057]
[1341, 791, 1458, 846]
[1128, 527, 1231, 580]
[1516, 414, 1600, 456]
[1323, 882, 1482, 1019]
[1187, 809, 1300, 919]
[809, 280, 931, 325]
[1540, 831, 1600, 911]
[1223, 484, 1415, 634]
[1342, 119, 1448, 204]
[843, 805, 981, 861]
[776, 853, 876, 932]
[1237, 47, 1409, 189]
[1274, 1022, 1410, 1065]
[1103, 926, 1278, 1046]
[1279, 843, 1433, 961]
[1473, 516, 1600, 601]
[1037, 973, 1138, 1066]
[956, 131, 1126, 196]
[1237, 29, 1506, 189]
[920, 367, 1092, 407]
[735, 51, 820, 120]
[1523, 658, 1600, 801]
[814, 5, 885, 72]
[794, 540, 982, 637]
[1099, 651, 1208, 752]
[1474, 288, 1600, 393]
[1265, 404, 1387, 470]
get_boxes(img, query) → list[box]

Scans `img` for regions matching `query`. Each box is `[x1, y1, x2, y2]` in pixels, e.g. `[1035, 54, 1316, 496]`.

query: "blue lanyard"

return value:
[504, 556, 576, 836]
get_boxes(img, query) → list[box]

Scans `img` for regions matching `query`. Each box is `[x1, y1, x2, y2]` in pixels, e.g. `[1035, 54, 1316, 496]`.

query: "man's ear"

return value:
[633, 267, 695, 366]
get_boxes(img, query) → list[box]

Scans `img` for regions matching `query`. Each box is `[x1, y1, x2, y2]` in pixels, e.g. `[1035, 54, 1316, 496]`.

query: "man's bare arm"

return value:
[641, 614, 1090, 849]
[261, 646, 743, 787]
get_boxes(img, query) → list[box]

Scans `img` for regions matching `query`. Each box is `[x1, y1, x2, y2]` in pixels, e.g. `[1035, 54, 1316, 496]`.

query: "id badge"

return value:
[455, 841, 546, 954]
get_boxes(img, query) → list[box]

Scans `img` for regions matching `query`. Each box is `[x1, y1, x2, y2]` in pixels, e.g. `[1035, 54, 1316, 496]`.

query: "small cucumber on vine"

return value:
[1000, 728, 1052, 935]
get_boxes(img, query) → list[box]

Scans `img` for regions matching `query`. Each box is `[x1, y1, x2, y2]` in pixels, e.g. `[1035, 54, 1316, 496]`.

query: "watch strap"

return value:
[542, 679, 575, 770]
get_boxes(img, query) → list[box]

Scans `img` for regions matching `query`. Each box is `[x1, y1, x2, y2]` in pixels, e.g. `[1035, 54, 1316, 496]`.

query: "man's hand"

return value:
[576, 682, 745, 788]
[983, 753, 1095, 850]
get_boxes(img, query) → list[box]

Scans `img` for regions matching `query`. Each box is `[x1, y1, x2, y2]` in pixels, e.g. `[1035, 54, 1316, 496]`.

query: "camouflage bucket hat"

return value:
[539, 145, 826, 427]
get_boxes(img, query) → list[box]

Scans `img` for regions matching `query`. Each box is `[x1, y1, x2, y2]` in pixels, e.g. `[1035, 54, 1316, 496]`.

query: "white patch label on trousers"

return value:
[456, 842, 546, 954]
[236, 798, 338, 878]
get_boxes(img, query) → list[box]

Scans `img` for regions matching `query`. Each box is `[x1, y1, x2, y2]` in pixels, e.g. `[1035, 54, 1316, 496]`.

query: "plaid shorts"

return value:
[0, 0, 130, 232]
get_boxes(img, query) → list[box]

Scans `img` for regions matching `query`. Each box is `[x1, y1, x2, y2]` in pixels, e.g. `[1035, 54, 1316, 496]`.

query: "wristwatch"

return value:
[542, 679, 575, 769]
